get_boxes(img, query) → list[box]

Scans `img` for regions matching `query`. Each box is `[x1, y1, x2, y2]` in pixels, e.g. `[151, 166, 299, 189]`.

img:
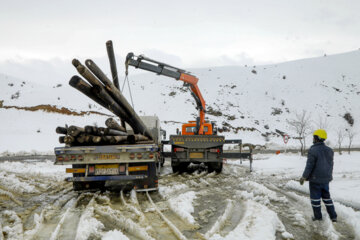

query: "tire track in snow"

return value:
[136, 192, 181, 240]
[146, 191, 188, 240]
[120, 190, 157, 238]
[94, 203, 155, 240]
[159, 167, 249, 239]
[74, 193, 105, 240]
[203, 199, 234, 239]
[49, 196, 79, 240]
[56, 193, 94, 240]
[0, 188, 22, 206]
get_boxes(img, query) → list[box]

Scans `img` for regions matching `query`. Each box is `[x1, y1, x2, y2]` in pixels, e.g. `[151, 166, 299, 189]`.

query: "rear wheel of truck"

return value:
[179, 162, 190, 173]
[73, 181, 105, 191]
[207, 162, 223, 173]
[172, 162, 189, 173]
[171, 164, 179, 173]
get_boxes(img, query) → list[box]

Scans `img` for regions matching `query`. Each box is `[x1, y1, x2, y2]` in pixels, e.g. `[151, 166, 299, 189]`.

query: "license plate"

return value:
[95, 164, 119, 175]
[190, 152, 204, 158]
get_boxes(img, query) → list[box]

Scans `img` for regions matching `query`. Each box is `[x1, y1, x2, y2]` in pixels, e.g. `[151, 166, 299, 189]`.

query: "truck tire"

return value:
[73, 182, 86, 191]
[73, 181, 105, 191]
[178, 162, 190, 173]
[172, 162, 189, 173]
[208, 162, 223, 173]
[171, 165, 179, 173]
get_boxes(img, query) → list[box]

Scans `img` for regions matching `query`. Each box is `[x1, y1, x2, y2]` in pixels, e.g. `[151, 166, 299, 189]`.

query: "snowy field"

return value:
[1, 153, 360, 240]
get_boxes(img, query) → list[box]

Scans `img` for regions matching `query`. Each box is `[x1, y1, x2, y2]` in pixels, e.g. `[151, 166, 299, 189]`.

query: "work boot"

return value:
[331, 218, 337, 223]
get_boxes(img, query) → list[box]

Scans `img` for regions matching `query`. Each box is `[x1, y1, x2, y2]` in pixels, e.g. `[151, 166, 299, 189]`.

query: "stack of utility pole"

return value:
[56, 118, 150, 146]
[56, 40, 153, 147]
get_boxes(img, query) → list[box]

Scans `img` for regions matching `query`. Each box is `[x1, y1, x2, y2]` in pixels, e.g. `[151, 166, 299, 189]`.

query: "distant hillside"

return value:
[0, 51, 359, 152]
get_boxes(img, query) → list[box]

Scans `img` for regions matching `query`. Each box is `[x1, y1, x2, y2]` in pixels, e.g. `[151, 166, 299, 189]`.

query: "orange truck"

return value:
[125, 54, 248, 173]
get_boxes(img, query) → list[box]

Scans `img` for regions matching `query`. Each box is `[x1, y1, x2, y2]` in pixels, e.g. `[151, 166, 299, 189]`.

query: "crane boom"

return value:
[125, 53, 206, 135]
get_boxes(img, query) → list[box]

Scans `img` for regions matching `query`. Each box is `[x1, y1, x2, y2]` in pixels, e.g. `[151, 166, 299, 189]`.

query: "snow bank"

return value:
[23, 210, 45, 240]
[1, 210, 23, 240]
[0, 172, 38, 194]
[0, 160, 68, 195]
[94, 205, 154, 240]
[167, 191, 197, 225]
[158, 183, 188, 200]
[210, 199, 292, 240]
[0, 160, 68, 181]
[102, 230, 129, 240]
[75, 197, 104, 240]
[240, 180, 288, 203]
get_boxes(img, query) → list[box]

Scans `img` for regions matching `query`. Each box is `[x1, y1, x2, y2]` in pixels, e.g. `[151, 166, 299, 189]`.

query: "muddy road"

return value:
[0, 158, 357, 240]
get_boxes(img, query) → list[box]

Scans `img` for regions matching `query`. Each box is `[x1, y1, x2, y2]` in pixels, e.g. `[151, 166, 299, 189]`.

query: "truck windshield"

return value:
[186, 126, 208, 133]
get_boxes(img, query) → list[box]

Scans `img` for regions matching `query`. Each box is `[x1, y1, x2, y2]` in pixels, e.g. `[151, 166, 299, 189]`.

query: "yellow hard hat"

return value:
[313, 129, 327, 140]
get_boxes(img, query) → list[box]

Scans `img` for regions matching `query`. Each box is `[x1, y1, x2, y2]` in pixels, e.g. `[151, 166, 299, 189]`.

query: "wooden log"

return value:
[101, 135, 127, 144]
[59, 136, 65, 144]
[56, 127, 67, 134]
[92, 136, 102, 143]
[69, 76, 109, 111]
[71, 61, 130, 122]
[127, 134, 149, 144]
[106, 40, 120, 90]
[111, 136, 127, 144]
[105, 118, 126, 132]
[64, 136, 75, 145]
[85, 125, 95, 134]
[76, 134, 87, 144]
[68, 126, 85, 137]
[85, 59, 153, 140]
[104, 128, 127, 136]
[85, 126, 105, 136]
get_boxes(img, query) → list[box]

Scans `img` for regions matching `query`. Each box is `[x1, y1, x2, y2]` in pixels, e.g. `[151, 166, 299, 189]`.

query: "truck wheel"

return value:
[172, 165, 179, 173]
[208, 162, 223, 173]
[72, 181, 105, 191]
[178, 162, 190, 173]
[73, 182, 86, 191]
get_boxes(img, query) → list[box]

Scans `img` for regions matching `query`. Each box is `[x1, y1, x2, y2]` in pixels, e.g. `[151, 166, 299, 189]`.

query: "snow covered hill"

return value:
[0, 51, 359, 153]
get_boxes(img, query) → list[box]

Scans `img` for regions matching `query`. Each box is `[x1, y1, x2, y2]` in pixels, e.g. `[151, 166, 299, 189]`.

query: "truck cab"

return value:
[181, 121, 214, 135]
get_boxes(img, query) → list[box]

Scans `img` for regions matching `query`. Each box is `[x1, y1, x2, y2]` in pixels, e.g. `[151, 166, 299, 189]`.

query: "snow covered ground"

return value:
[1, 155, 360, 239]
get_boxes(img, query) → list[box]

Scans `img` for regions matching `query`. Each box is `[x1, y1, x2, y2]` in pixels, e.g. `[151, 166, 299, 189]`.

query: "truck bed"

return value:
[54, 143, 159, 191]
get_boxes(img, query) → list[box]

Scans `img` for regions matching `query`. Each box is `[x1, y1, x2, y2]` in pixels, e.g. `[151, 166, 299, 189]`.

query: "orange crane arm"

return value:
[179, 73, 206, 134]
[125, 53, 206, 134]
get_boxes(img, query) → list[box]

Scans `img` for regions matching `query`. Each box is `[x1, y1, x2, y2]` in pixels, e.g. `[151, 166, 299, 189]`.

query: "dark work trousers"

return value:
[309, 182, 337, 220]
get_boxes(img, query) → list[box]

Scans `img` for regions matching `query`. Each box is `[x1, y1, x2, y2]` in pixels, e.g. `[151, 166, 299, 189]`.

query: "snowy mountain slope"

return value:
[0, 51, 359, 152]
[123, 51, 360, 146]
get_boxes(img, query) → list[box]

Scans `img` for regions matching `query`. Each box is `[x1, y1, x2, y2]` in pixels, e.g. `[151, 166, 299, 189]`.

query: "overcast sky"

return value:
[1, 0, 360, 68]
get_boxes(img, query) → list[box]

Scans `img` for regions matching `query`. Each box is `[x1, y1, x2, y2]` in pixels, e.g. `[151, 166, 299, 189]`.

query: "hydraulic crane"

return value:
[125, 52, 248, 173]
[125, 53, 210, 135]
